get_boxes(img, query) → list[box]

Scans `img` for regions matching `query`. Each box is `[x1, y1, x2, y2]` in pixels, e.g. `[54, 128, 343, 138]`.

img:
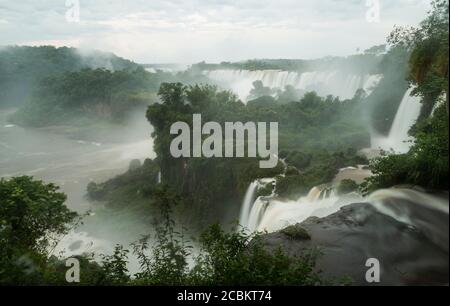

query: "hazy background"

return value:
[0, 0, 431, 63]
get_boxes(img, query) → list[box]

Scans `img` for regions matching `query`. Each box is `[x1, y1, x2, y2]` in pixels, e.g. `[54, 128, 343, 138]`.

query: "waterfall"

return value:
[247, 197, 269, 232]
[239, 181, 448, 239]
[157, 170, 162, 184]
[430, 92, 447, 117]
[239, 182, 358, 233]
[372, 87, 422, 153]
[253, 189, 361, 233]
[238, 181, 259, 229]
[204, 69, 383, 102]
[362, 74, 383, 96]
[305, 186, 322, 202]
[367, 188, 449, 251]
[388, 88, 422, 150]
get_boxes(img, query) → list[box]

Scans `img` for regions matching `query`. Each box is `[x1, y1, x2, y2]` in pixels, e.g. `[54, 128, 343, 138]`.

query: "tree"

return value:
[388, 0, 449, 114]
[248, 80, 273, 100]
[0, 176, 79, 284]
[0, 176, 78, 256]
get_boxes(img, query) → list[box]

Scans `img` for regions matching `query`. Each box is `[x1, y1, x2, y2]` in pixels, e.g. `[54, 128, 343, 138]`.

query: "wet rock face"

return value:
[259, 202, 449, 286]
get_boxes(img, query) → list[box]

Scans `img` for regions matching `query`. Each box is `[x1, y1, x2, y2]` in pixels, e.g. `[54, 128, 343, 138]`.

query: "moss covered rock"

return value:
[281, 224, 311, 240]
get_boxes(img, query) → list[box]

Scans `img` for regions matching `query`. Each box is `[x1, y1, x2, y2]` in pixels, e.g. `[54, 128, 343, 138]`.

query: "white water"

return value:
[242, 184, 361, 233]
[430, 92, 447, 117]
[239, 181, 259, 228]
[240, 179, 448, 236]
[157, 171, 162, 184]
[204, 69, 382, 101]
[362, 74, 384, 95]
[240, 164, 372, 233]
[51, 230, 114, 260]
[372, 87, 423, 153]
[369, 188, 449, 216]
[368, 188, 449, 251]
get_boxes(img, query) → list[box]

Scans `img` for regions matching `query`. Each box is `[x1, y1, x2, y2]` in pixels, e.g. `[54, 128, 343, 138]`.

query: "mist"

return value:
[0, 0, 448, 288]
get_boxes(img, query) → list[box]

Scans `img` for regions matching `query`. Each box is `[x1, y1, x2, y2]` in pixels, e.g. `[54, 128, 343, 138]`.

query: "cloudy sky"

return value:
[0, 0, 431, 64]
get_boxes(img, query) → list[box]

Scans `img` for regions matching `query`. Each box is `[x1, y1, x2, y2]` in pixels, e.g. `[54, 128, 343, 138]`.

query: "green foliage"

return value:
[362, 105, 449, 193]
[190, 224, 323, 286]
[284, 151, 312, 170]
[388, 0, 449, 114]
[131, 189, 191, 285]
[107, 221, 327, 286]
[0, 176, 78, 254]
[0, 172, 337, 286]
[145, 82, 370, 224]
[363, 1, 449, 193]
[3, 46, 210, 127]
[0, 46, 138, 107]
[364, 46, 410, 135]
[10, 68, 161, 126]
[100, 245, 131, 285]
[248, 80, 274, 100]
[285, 166, 301, 176]
[277, 149, 366, 199]
[0, 176, 79, 285]
[276, 175, 310, 199]
[281, 225, 311, 240]
[256, 183, 274, 197]
[276, 85, 304, 104]
[337, 179, 359, 195]
[193, 55, 381, 75]
[87, 158, 160, 207]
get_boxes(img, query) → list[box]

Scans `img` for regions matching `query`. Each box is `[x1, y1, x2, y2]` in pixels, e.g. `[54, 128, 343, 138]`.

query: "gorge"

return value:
[1, 1, 448, 284]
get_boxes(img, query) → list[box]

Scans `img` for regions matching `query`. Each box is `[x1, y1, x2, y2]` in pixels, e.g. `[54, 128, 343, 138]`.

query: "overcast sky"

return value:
[0, 0, 431, 64]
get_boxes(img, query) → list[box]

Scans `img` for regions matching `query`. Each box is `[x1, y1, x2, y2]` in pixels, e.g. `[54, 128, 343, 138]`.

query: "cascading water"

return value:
[157, 170, 162, 184]
[51, 230, 113, 260]
[368, 188, 449, 252]
[362, 74, 383, 95]
[247, 188, 362, 233]
[430, 92, 447, 117]
[239, 181, 259, 229]
[238, 160, 447, 236]
[239, 179, 355, 233]
[371, 87, 423, 153]
[246, 197, 269, 232]
[240, 180, 449, 239]
[204, 69, 382, 102]
[254, 188, 449, 286]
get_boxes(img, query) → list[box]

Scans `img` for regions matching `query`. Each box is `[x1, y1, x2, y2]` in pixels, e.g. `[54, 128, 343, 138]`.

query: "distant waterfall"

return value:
[372, 87, 422, 153]
[362, 74, 384, 95]
[157, 171, 162, 184]
[204, 69, 382, 101]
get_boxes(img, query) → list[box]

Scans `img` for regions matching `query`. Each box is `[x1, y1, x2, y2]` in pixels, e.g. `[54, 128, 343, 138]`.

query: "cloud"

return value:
[0, 0, 432, 63]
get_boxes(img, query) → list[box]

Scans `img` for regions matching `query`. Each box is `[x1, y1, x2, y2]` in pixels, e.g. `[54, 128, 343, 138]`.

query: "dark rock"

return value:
[259, 202, 449, 286]
[281, 224, 311, 240]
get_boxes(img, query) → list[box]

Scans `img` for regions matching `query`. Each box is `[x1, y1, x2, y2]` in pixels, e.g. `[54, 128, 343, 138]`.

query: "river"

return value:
[0, 108, 157, 266]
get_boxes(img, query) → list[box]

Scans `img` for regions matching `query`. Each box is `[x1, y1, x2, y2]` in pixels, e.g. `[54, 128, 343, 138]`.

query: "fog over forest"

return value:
[0, 0, 448, 288]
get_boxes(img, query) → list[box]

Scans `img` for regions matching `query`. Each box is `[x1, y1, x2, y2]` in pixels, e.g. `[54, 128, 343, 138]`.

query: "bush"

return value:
[337, 179, 359, 195]
[363, 105, 449, 193]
